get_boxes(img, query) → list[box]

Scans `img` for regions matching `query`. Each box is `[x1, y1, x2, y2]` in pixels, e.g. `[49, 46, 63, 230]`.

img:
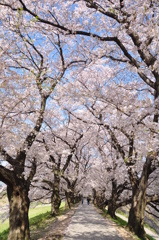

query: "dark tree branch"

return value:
[145, 209, 159, 218]
[0, 146, 14, 166]
[0, 166, 15, 186]
[116, 197, 132, 208]
[146, 194, 159, 203]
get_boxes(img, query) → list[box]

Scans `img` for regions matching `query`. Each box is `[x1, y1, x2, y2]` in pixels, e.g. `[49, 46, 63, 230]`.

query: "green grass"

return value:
[29, 205, 52, 218]
[102, 209, 128, 227]
[0, 202, 65, 240]
[29, 202, 65, 231]
[147, 235, 155, 240]
[0, 219, 9, 234]
[116, 209, 156, 233]
[116, 208, 129, 217]
[0, 229, 9, 240]
[112, 215, 128, 227]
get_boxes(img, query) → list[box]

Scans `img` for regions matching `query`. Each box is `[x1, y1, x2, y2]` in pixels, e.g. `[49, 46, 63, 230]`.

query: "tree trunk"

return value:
[74, 194, 80, 203]
[153, 76, 159, 122]
[108, 202, 117, 218]
[70, 190, 75, 204]
[92, 188, 96, 205]
[51, 175, 61, 216]
[65, 190, 71, 209]
[7, 183, 30, 240]
[95, 190, 107, 210]
[128, 154, 154, 240]
[65, 184, 75, 208]
[128, 186, 147, 239]
[107, 179, 118, 218]
[51, 192, 61, 216]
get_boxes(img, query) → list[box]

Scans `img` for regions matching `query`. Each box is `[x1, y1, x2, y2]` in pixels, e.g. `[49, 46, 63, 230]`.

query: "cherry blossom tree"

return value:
[26, 101, 91, 214]
[0, 9, 86, 239]
[1, 0, 158, 120]
[40, 128, 84, 214]
[62, 139, 92, 207]
[61, 63, 159, 239]
[0, 1, 159, 239]
[0, 40, 49, 239]
[87, 84, 159, 238]
[96, 143, 132, 218]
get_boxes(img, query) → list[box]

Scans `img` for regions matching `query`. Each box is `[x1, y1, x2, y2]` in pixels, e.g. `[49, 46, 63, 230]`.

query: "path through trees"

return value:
[0, 1, 159, 239]
[63, 203, 124, 240]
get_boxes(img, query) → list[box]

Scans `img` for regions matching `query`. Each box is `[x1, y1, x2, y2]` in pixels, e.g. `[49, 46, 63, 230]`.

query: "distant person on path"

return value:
[87, 197, 90, 205]
[81, 198, 84, 204]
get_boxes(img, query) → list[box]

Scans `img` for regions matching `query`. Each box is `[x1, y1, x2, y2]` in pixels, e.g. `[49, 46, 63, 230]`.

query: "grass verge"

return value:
[102, 209, 127, 227]
[101, 209, 155, 240]
[0, 202, 66, 240]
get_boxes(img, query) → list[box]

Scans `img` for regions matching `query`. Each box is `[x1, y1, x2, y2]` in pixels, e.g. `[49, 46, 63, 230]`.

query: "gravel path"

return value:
[63, 202, 124, 240]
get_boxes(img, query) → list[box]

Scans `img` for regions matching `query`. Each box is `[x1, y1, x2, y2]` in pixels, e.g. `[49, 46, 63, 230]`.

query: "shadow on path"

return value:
[63, 202, 123, 240]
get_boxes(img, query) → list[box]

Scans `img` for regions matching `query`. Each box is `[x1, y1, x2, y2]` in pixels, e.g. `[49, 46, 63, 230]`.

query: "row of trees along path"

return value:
[0, 1, 159, 240]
